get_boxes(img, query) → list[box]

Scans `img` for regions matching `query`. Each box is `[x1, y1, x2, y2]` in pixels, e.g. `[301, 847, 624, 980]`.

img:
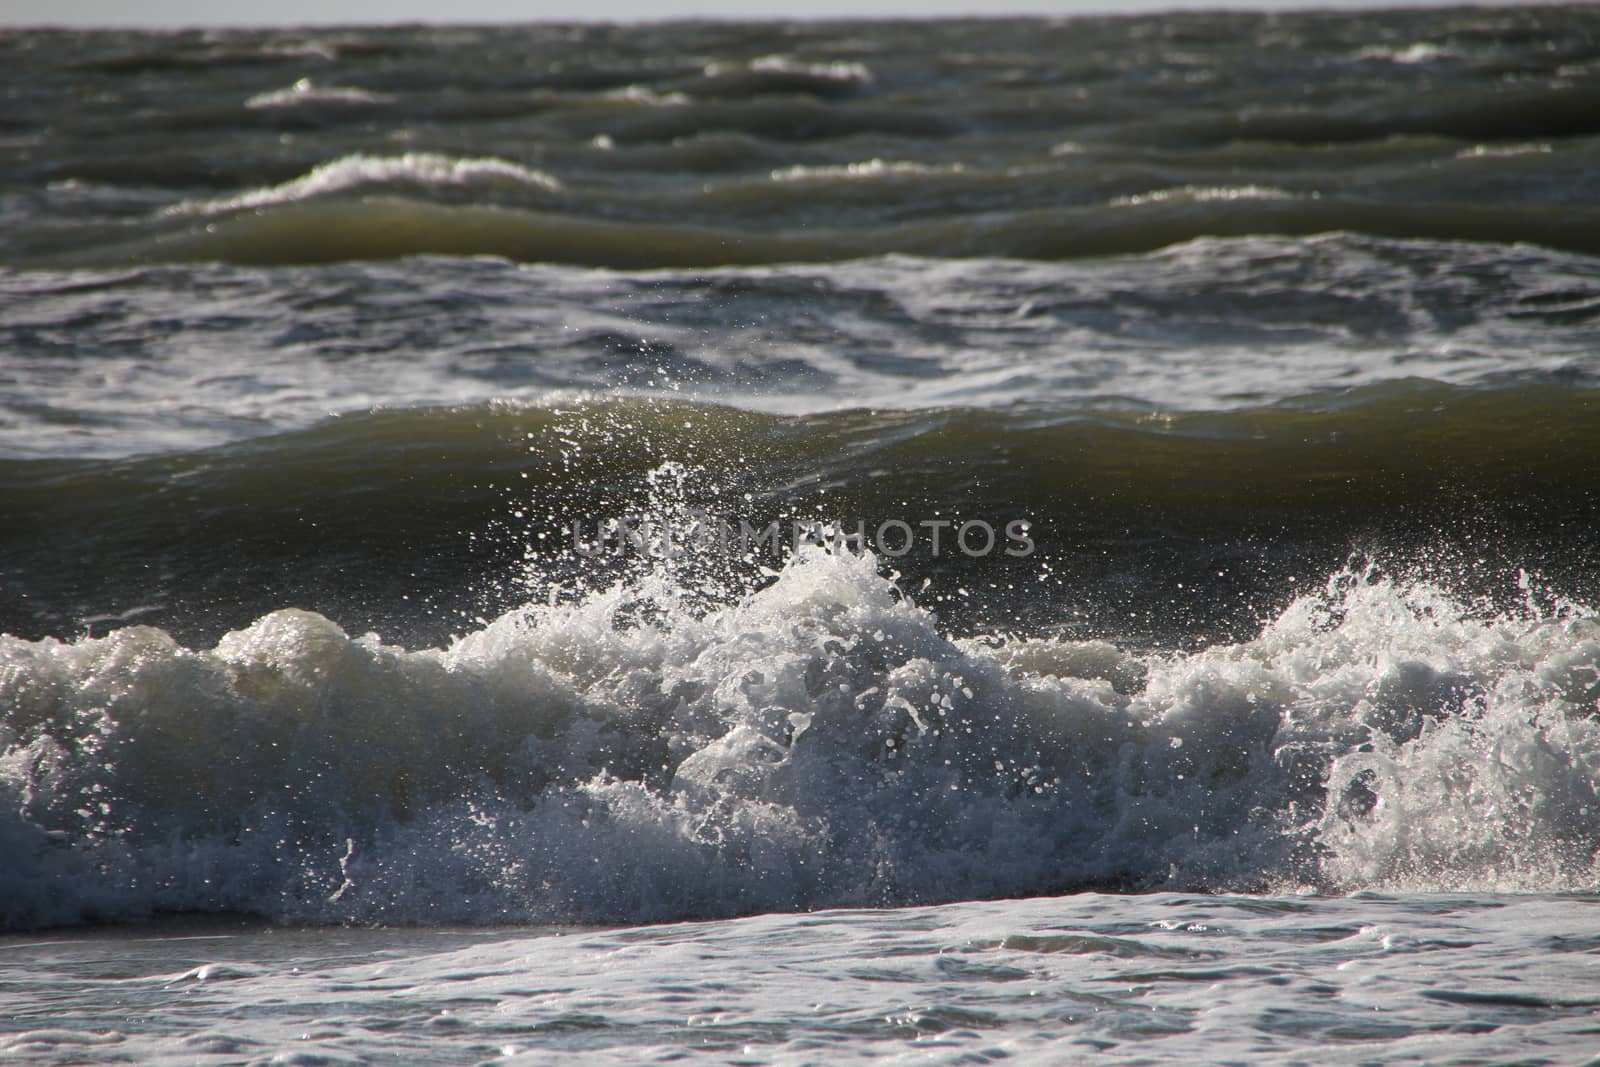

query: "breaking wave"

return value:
[164, 153, 562, 217]
[2, 547, 1597, 930]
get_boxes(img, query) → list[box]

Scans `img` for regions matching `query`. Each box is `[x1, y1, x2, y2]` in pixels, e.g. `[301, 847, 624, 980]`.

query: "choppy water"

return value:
[5, 893, 1600, 1066]
[3, 7, 1600, 1065]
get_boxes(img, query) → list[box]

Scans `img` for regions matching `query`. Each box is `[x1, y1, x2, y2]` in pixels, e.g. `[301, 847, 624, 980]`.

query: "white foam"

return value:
[601, 85, 690, 106]
[244, 77, 395, 109]
[1112, 184, 1305, 207]
[5, 239, 1591, 461]
[1355, 42, 1459, 64]
[165, 152, 561, 217]
[769, 159, 963, 183]
[1456, 142, 1554, 160]
[704, 55, 874, 85]
[2, 552, 1597, 928]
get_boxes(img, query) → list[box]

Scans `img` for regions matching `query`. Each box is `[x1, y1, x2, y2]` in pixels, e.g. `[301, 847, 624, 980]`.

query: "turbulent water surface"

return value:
[3, 7, 1600, 1065]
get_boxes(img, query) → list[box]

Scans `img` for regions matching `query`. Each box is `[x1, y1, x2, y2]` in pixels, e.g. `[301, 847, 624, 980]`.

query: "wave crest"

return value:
[165, 152, 562, 217]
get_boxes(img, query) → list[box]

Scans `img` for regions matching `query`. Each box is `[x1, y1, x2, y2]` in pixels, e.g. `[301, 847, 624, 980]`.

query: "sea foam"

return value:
[2, 544, 1596, 930]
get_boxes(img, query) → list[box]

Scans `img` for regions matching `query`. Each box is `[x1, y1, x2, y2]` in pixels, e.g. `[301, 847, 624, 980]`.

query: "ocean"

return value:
[2, 6, 1600, 1063]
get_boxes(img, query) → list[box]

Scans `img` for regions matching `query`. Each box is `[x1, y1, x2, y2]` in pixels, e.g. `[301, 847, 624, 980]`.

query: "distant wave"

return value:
[14, 6, 1599, 276]
[1110, 185, 1303, 206]
[1116, 83, 1600, 147]
[1353, 41, 1461, 65]
[164, 153, 562, 217]
[769, 158, 964, 182]
[115, 196, 1600, 269]
[244, 77, 395, 110]
[691, 54, 875, 100]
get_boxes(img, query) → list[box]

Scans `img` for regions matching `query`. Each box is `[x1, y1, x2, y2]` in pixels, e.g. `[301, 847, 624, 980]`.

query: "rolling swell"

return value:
[65, 196, 1600, 270]
[1140, 84, 1600, 148]
[7, 9, 1599, 267]
[2, 384, 1597, 649]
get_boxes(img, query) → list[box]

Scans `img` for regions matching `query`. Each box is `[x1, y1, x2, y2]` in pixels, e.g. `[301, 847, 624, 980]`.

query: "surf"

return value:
[2, 540, 1596, 930]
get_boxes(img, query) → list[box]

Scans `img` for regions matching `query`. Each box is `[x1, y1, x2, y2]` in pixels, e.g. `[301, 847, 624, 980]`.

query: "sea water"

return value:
[3, 8, 1600, 1064]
